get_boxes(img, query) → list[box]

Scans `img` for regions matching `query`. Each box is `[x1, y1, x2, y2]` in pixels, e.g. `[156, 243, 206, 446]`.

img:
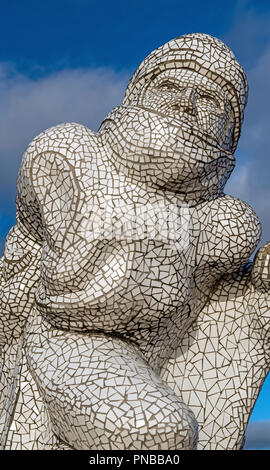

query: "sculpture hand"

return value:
[252, 242, 270, 291]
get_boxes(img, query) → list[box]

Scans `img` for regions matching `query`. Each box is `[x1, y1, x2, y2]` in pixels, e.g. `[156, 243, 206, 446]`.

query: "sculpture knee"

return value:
[122, 406, 198, 450]
[24, 327, 198, 450]
[47, 395, 197, 450]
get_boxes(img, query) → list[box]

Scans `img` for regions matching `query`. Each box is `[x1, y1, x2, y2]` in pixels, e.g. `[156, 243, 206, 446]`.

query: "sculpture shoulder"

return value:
[16, 123, 102, 238]
[196, 195, 262, 270]
[208, 195, 261, 233]
[211, 195, 261, 245]
[21, 122, 100, 170]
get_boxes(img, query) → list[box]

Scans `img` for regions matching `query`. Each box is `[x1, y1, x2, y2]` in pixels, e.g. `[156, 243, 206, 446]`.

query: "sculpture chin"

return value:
[100, 105, 235, 199]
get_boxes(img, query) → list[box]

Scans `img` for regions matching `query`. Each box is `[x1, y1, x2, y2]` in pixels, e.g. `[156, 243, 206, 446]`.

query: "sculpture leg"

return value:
[24, 312, 197, 450]
[161, 259, 270, 450]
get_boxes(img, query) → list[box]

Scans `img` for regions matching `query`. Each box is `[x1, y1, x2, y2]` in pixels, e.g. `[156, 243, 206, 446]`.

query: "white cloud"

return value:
[0, 64, 129, 212]
[225, 161, 270, 248]
[224, 40, 270, 248]
[225, 163, 251, 200]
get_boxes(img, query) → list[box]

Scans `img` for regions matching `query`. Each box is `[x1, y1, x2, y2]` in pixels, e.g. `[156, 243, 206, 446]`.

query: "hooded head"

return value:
[123, 33, 248, 153]
[100, 34, 247, 201]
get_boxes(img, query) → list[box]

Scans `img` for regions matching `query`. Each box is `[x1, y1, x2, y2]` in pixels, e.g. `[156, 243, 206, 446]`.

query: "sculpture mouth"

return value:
[132, 105, 234, 159]
[100, 105, 235, 176]
[104, 105, 235, 163]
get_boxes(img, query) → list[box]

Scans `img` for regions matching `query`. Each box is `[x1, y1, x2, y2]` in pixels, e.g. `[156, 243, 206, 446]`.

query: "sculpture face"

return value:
[139, 69, 234, 146]
[101, 42, 242, 197]
[102, 68, 236, 196]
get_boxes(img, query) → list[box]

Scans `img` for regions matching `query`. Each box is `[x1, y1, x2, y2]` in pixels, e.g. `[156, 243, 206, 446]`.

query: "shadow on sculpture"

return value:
[0, 33, 269, 450]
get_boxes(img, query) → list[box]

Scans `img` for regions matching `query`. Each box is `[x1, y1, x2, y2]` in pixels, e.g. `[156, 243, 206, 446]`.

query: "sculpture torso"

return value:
[18, 122, 260, 365]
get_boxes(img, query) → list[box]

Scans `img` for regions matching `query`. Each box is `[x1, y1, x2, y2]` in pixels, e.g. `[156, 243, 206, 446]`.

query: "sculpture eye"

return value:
[157, 81, 180, 92]
[197, 94, 220, 109]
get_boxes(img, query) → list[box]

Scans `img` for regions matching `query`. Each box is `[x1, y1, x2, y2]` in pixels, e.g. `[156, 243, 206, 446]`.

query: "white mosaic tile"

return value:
[0, 33, 269, 450]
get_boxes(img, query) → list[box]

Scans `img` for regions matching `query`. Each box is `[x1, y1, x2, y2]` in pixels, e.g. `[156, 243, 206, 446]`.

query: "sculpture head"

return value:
[123, 33, 248, 153]
[100, 33, 248, 200]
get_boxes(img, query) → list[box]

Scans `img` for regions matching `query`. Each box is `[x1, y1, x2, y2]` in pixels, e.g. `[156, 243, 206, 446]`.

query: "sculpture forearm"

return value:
[0, 222, 42, 348]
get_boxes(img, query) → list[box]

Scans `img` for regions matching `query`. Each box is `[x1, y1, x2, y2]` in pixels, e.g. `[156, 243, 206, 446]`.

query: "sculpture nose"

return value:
[178, 87, 197, 114]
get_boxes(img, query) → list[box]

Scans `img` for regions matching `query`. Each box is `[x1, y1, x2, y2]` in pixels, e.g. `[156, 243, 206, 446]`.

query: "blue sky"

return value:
[0, 0, 270, 450]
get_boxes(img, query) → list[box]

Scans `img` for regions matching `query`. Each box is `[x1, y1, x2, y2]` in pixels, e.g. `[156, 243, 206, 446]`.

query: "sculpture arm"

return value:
[251, 242, 270, 291]
[0, 138, 44, 349]
[0, 121, 95, 343]
[248, 242, 270, 345]
[0, 220, 42, 349]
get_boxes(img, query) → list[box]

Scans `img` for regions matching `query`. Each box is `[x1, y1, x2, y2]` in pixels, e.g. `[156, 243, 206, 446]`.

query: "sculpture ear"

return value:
[30, 151, 80, 250]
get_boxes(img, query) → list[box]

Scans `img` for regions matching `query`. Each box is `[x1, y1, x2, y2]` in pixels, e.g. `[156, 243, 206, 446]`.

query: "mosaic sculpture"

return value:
[0, 33, 269, 450]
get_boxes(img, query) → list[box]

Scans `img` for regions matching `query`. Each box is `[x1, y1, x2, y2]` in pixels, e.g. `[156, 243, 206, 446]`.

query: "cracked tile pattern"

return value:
[0, 33, 269, 450]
